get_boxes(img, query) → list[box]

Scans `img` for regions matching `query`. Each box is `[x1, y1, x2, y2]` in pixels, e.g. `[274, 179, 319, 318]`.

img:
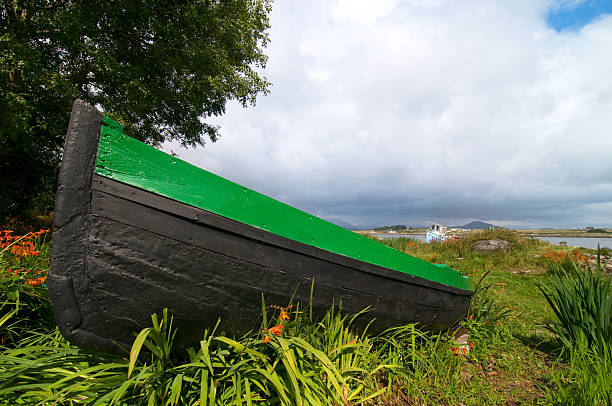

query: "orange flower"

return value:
[469, 342, 474, 349]
[262, 334, 271, 343]
[279, 308, 290, 321]
[268, 324, 283, 336]
[23, 276, 47, 286]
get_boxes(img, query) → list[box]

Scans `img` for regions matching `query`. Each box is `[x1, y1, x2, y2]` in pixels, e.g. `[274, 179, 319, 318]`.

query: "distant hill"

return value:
[373, 225, 408, 232]
[324, 217, 358, 230]
[453, 221, 500, 230]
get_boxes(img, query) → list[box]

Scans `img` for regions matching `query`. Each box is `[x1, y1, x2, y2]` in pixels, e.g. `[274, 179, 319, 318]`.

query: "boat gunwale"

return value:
[92, 174, 473, 297]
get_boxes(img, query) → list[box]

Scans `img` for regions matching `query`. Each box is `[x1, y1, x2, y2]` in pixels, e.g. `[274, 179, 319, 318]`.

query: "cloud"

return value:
[550, 0, 589, 12]
[165, 0, 612, 228]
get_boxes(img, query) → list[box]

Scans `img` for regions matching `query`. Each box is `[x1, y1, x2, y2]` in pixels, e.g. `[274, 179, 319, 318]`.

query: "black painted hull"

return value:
[49, 101, 472, 354]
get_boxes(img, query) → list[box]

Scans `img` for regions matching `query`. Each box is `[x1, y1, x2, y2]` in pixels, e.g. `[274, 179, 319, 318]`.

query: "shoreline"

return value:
[355, 231, 612, 239]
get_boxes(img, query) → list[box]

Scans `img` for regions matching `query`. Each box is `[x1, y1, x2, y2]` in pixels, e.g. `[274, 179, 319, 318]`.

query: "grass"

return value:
[538, 250, 611, 355]
[1, 227, 611, 404]
[373, 230, 558, 336]
[516, 228, 612, 237]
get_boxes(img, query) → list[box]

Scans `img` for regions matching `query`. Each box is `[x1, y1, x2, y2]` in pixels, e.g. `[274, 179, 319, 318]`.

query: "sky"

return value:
[164, 0, 612, 230]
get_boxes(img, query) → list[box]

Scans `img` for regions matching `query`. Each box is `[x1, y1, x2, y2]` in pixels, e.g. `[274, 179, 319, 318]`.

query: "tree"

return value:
[0, 0, 272, 221]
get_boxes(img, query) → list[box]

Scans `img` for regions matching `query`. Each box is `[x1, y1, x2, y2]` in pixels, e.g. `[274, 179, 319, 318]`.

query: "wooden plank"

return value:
[96, 117, 471, 290]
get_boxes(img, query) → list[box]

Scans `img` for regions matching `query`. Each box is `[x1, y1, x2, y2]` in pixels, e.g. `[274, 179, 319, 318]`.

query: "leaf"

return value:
[128, 327, 151, 378]
[0, 307, 17, 327]
[199, 369, 208, 406]
[169, 373, 183, 405]
[214, 337, 268, 360]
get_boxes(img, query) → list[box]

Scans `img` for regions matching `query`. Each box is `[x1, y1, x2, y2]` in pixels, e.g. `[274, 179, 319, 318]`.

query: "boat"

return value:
[426, 224, 448, 243]
[49, 100, 472, 354]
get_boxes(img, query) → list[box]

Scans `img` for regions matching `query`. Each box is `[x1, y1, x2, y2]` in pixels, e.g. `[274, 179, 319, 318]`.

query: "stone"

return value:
[473, 239, 510, 252]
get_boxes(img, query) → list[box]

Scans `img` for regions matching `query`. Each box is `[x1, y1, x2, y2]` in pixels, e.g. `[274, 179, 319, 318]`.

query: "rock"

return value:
[586, 255, 612, 274]
[455, 333, 469, 345]
[473, 239, 509, 252]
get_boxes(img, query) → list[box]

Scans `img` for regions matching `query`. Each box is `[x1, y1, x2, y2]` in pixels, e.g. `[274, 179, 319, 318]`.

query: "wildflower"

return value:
[262, 334, 271, 343]
[23, 276, 47, 286]
[469, 342, 474, 349]
[450, 346, 468, 356]
[269, 304, 293, 321]
[279, 308, 290, 321]
[268, 324, 283, 336]
[468, 315, 474, 320]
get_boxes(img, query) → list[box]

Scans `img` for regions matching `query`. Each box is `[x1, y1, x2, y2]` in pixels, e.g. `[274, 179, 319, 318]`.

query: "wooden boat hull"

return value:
[49, 101, 472, 354]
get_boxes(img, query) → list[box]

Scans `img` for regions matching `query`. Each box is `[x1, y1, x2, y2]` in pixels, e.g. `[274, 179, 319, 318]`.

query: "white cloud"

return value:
[550, 0, 589, 12]
[165, 0, 612, 228]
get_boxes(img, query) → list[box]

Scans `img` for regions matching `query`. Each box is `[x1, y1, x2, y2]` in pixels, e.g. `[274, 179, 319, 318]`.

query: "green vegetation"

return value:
[372, 225, 409, 232]
[538, 253, 612, 405]
[517, 228, 612, 237]
[586, 228, 609, 234]
[0, 0, 272, 222]
[1, 228, 611, 404]
[538, 252, 611, 355]
[543, 343, 611, 405]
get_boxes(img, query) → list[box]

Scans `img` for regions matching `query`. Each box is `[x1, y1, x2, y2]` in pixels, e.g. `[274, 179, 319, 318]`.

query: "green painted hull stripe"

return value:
[96, 117, 471, 291]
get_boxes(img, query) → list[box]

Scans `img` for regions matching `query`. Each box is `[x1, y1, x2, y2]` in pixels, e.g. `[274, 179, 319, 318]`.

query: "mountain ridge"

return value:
[452, 221, 500, 229]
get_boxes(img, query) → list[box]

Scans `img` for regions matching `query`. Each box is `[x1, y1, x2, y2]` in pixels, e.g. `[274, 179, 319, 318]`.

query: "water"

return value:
[374, 234, 611, 249]
[532, 237, 612, 250]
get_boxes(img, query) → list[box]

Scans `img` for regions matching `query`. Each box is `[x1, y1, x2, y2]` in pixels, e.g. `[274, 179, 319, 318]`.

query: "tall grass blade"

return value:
[128, 327, 151, 378]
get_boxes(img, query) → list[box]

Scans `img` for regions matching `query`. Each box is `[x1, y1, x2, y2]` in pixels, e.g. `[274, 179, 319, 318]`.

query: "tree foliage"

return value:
[0, 0, 272, 221]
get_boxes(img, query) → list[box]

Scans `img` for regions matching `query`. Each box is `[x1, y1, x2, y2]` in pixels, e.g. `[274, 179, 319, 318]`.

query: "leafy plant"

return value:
[0, 229, 54, 342]
[467, 270, 511, 328]
[0, 302, 395, 404]
[538, 248, 612, 354]
[542, 247, 589, 274]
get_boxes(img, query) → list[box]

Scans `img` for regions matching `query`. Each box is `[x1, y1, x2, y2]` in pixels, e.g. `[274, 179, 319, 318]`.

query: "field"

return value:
[1, 227, 610, 405]
[516, 228, 612, 238]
